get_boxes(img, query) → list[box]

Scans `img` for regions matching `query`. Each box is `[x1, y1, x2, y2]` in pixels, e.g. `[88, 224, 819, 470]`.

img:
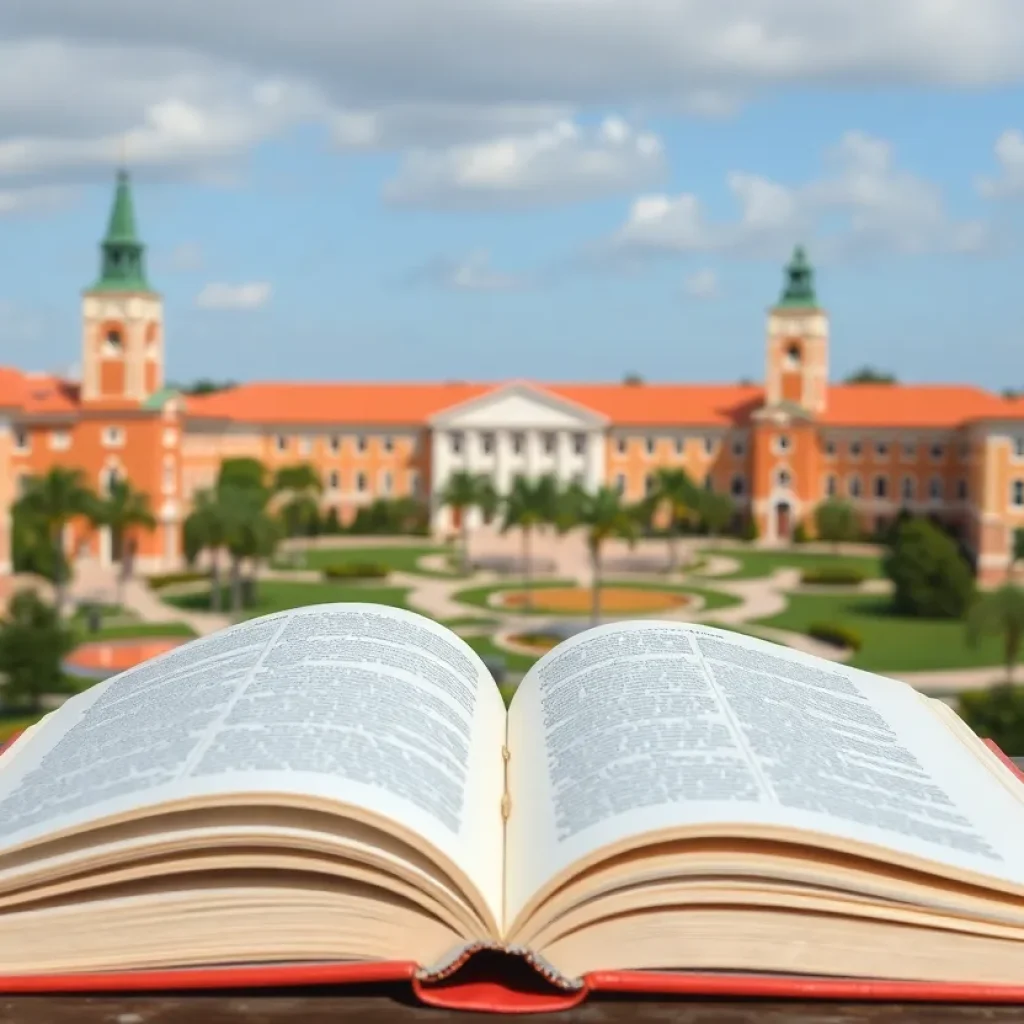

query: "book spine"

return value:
[501, 745, 512, 821]
[416, 941, 584, 991]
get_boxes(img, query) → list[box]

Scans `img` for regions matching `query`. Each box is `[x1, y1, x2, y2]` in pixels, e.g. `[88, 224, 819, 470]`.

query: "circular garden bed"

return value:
[499, 586, 693, 615]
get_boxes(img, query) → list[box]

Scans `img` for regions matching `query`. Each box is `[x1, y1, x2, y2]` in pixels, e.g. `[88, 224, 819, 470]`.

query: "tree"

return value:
[574, 487, 642, 625]
[1012, 528, 1024, 578]
[16, 468, 98, 615]
[959, 684, 1024, 759]
[0, 590, 75, 714]
[622, 373, 644, 386]
[95, 479, 156, 606]
[440, 472, 499, 572]
[647, 468, 701, 571]
[696, 491, 735, 537]
[966, 586, 1024, 683]
[844, 366, 897, 385]
[883, 517, 975, 618]
[221, 486, 281, 613]
[218, 458, 269, 494]
[814, 498, 860, 552]
[272, 462, 323, 537]
[500, 475, 557, 608]
[182, 489, 230, 612]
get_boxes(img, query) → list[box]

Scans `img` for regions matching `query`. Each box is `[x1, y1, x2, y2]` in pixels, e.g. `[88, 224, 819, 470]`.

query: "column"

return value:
[555, 431, 571, 487]
[585, 431, 605, 492]
[525, 430, 542, 480]
[495, 429, 512, 494]
[430, 430, 450, 532]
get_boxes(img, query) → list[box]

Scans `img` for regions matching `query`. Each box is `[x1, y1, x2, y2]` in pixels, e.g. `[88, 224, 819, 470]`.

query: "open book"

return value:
[3, 603, 1024, 1007]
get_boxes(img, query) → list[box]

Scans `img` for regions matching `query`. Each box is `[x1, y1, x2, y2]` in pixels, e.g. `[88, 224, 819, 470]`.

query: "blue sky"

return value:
[2, 2, 1024, 390]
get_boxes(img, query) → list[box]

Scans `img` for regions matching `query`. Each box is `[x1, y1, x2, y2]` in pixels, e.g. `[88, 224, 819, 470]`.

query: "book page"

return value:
[0, 603, 507, 924]
[505, 620, 1024, 922]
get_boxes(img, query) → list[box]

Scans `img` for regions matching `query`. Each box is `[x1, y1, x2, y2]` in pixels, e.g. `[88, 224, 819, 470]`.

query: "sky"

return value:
[1, 1, 1024, 391]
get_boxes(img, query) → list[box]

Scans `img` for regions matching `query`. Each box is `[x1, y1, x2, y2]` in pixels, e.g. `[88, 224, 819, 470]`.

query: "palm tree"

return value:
[96, 479, 157, 606]
[575, 486, 642, 625]
[696, 490, 735, 538]
[183, 488, 230, 612]
[966, 585, 1024, 683]
[501, 475, 557, 609]
[440, 471, 499, 572]
[222, 486, 281, 614]
[17, 468, 98, 615]
[272, 463, 322, 538]
[647, 468, 701, 572]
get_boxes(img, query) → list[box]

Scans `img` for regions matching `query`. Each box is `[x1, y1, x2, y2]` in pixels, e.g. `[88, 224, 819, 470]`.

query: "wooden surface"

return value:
[4, 992, 1024, 1022]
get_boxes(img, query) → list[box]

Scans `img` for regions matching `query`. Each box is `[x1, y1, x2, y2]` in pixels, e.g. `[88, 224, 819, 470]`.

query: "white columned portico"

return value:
[555, 431, 571, 484]
[524, 430, 543, 479]
[495, 429, 513, 494]
[585, 432, 606, 492]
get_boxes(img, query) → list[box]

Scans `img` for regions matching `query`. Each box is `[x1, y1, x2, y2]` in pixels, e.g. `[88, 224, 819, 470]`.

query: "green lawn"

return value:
[0, 714, 43, 744]
[440, 615, 502, 629]
[753, 593, 1004, 673]
[165, 581, 412, 619]
[78, 621, 198, 641]
[699, 547, 883, 581]
[453, 579, 577, 612]
[461, 635, 540, 674]
[273, 545, 461, 578]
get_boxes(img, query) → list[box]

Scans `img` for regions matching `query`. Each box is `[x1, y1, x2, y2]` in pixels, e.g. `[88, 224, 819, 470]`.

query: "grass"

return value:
[753, 593, 1004, 673]
[0, 714, 43, 744]
[76, 621, 198, 641]
[273, 545, 461, 578]
[439, 615, 502, 629]
[700, 547, 884, 581]
[453, 579, 576, 612]
[461, 635, 539, 674]
[165, 581, 412, 618]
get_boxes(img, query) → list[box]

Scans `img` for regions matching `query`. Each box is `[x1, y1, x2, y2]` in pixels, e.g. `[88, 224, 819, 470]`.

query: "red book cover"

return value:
[1, 730, 1024, 1012]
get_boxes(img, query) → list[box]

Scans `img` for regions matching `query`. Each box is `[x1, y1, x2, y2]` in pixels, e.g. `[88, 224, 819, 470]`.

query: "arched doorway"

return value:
[775, 501, 793, 541]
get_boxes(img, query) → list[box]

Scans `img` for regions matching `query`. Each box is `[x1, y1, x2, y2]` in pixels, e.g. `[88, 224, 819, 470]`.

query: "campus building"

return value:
[1, 170, 1024, 583]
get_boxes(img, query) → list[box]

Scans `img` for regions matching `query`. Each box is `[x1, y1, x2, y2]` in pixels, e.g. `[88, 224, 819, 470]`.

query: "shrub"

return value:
[322, 562, 389, 581]
[883, 517, 975, 618]
[148, 571, 209, 590]
[814, 498, 860, 549]
[801, 566, 868, 586]
[792, 521, 809, 544]
[807, 621, 863, 651]
[740, 517, 759, 542]
[959, 684, 1024, 757]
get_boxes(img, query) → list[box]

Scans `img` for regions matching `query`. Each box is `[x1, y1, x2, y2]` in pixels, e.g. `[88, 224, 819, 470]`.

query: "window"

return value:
[875, 441, 889, 459]
[732, 437, 746, 457]
[543, 432, 556, 455]
[825, 474, 837, 498]
[101, 466, 121, 495]
[382, 436, 394, 453]
[1012, 480, 1024, 507]
[615, 473, 626, 494]
[1015, 437, 1024, 459]
[774, 434, 791, 454]
[275, 434, 287, 453]
[512, 432, 525, 455]
[902, 440, 917, 460]
[616, 437, 628, 455]
[573, 433, 587, 456]
[103, 328, 123, 355]
[102, 425, 125, 448]
[13, 428, 28, 452]
[328, 470, 340, 490]
[824, 439, 836, 458]
[298, 436, 312, 456]
[848, 475, 862, 498]
[408, 470, 420, 496]
[776, 468, 792, 489]
[930, 443, 945, 461]
[356, 472, 367, 493]
[646, 437, 656, 456]
[703, 436, 716, 455]
[645, 474, 655, 495]
[849, 440, 862, 459]
[957, 479, 968, 501]
[380, 471, 392, 495]
[675, 437, 685, 456]
[901, 476, 915, 501]
[929, 476, 943, 501]
[356, 435, 367, 453]
[329, 435, 341, 454]
[873, 475, 888, 499]
[449, 431, 463, 455]
[783, 342, 802, 368]
[48, 430, 71, 451]
[730, 475, 746, 497]
[481, 432, 495, 455]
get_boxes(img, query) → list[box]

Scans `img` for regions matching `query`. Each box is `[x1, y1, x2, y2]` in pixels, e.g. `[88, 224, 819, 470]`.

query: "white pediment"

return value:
[430, 383, 607, 430]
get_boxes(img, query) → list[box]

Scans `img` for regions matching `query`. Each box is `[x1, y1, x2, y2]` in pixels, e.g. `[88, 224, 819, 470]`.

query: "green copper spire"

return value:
[90, 169, 151, 292]
[776, 245, 817, 308]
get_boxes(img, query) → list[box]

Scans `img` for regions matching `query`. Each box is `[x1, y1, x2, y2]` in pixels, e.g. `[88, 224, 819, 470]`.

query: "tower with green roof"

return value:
[81, 169, 165, 404]
[764, 245, 829, 415]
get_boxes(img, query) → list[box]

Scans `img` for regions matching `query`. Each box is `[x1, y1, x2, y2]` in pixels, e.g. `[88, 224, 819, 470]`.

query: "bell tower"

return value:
[764, 246, 828, 415]
[81, 169, 164, 404]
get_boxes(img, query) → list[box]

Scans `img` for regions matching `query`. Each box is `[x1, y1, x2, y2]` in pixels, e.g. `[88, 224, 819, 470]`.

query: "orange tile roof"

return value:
[822, 385, 1024, 428]
[0, 369, 79, 415]
[549, 383, 764, 426]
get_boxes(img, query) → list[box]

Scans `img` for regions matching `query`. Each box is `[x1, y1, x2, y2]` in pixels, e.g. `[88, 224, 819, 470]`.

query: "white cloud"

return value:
[160, 241, 204, 272]
[406, 251, 526, 292]
[0, 184, 74, 216]
[195, 282, 272, 310]
[384, 116, 665, 208]
[612, 130, 988, 261]
[683, 269, 720, 299]
[977, 129, 1024, 198]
